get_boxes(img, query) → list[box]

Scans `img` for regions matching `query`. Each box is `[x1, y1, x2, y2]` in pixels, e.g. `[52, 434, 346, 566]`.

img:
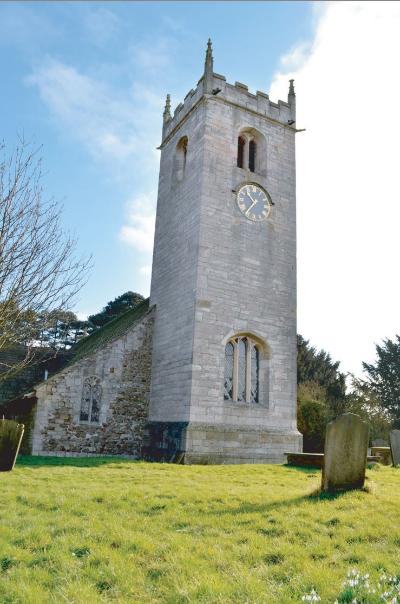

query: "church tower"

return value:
[148, 41, 302, 463]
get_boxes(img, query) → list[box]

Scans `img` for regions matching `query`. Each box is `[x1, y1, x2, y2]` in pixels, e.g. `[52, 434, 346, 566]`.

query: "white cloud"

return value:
[269, 1, 400, 376]
[83, 7, 120, 46]
[129, 37, 177, 73]
[119, 191, 156, 253]
[139, 265, 152, 277]
[279, 41, 311, 71]
[0, 3, 59, 52]
[26, 59, 161, 170]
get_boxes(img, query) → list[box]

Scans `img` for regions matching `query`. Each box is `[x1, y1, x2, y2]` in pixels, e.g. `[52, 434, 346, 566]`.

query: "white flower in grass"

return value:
[301, 588, 321, 602]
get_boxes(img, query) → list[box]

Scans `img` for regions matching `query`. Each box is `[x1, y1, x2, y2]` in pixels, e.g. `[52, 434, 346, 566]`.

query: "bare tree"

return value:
[0, 139, 91, 381]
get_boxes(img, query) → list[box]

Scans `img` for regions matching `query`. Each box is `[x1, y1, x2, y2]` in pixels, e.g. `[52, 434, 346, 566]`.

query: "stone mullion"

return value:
[88, 389, 93, 423]
[244, 136, 250, 171]
[232, 340, 238, 401]
[245, 339, 252, 403]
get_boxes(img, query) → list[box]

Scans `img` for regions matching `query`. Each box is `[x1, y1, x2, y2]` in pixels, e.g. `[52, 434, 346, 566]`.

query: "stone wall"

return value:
[149, 63, 301, 463]
[31, 310, 154, 456]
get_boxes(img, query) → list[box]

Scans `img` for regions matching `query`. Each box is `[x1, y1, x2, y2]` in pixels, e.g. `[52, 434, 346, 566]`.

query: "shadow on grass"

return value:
[283, 464, 322, 474]
[206, 486, 362, 517]
[16, 455, 137, 468]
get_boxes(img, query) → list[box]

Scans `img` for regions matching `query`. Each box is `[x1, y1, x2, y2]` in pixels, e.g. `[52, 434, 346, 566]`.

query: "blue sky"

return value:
[0, 1, 313, 313]
[2, 2, 400, 377]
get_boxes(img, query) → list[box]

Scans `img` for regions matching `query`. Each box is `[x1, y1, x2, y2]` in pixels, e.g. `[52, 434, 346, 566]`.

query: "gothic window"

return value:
[174, 136, 188, 182]
[236, 128, 265, 175]
[80, 376, 102, 423]
[224, 341, 234, 400]
[224, 336, 260, 403]
[237, 136, 245, 168]
[249, 139, 256, 172]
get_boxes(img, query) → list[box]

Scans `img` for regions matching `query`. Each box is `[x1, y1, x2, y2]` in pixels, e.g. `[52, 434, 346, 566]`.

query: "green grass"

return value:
[0, 458, 399, 603]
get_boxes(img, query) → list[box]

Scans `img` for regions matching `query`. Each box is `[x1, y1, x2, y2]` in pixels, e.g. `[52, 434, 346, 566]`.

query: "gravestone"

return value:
[390, 430, 400, 466]
[372, 438, 388, 447]
[0, 419, 24, 471]
[322, 413, 369, 492]
[371, 446, 392, 466]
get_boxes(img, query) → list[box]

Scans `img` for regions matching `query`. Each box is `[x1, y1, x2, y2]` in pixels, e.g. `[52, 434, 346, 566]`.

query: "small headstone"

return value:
[371, 446, 392, 466]
[0, 419, 24, 472]
[390, 430, 400, 466]
[322, 413, 369, 492]
[372, 438, 388, 447]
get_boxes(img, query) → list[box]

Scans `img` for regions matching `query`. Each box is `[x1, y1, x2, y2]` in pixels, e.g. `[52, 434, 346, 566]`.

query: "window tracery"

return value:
[224, 336, 260, 403]
[80, 376, 102, 423]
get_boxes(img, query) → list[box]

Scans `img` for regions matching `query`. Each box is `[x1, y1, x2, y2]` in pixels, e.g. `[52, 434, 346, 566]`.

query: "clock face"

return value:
[236, 184, 271, 222]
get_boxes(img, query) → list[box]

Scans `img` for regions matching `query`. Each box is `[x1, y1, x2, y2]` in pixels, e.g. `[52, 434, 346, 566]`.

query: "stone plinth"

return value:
[390, 430, 400, 466]
[371, 446, 392, 466]
[183, 423, 302, 464]
[322, 413, 369, 492]
[286, 452, 379, 469]
[285, 452, 324, 468]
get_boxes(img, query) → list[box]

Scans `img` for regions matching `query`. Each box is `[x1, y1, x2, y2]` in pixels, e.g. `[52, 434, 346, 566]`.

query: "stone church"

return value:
[20, 41, 303, 463]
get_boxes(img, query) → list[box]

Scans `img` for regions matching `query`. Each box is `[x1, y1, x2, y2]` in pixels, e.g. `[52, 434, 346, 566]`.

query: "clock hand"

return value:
[245, 204, 256, 216]
[247, 191, 256, 204]
[245, 193, 258, 215]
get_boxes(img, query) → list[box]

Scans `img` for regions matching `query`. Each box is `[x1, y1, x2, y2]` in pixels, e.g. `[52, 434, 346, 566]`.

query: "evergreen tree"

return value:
[297, 336, 347, 451]
[88, 292, 145, 328]
[34, 310, 94, 349]
[346, 375, 392, 441]
[362, 335, 400, 427]
[297, 335, 346, 407]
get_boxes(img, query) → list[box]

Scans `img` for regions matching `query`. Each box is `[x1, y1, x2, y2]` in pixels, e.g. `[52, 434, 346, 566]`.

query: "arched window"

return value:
[248, 139, 256, 172]
[224, 336, 260, 403]
[237, 136, 245, 168]
[174, 136, 188, 182]
[80, 376, 102, 423]
[236, 128, 265, 175]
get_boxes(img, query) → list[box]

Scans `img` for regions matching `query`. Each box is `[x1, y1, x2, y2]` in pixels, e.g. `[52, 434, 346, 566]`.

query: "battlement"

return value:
[161, 40, 296, 145]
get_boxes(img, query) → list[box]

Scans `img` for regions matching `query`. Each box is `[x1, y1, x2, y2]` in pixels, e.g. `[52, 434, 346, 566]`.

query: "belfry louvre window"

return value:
[80, 376, 102, 423]
[248, 140, 256, 172]
[237, 136, 245, 168]
[175, 136, 188, 182]
[224, 336, 259, 403]
[236, 136, 258, 172]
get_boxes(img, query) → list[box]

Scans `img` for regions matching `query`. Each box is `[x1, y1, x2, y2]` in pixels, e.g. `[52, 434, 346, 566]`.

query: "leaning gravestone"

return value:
[390, 430, 400, 467]
[322, 413, 369, 492]
[0, 419, 24, 472]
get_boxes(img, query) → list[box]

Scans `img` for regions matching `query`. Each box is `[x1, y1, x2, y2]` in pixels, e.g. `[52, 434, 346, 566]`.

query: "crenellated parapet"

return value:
[161, 39, 296, 146]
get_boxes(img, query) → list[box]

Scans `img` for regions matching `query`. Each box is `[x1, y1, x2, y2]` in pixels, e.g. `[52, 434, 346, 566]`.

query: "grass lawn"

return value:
[0, 458, 399, 603]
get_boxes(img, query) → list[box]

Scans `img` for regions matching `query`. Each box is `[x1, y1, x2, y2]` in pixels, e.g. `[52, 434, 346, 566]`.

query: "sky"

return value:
[0, 1, 399, 378]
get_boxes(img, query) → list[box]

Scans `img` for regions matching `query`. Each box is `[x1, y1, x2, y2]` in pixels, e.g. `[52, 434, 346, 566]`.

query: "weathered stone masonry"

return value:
[31, 309, 154, 456]
[149, 41, 302, 463]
